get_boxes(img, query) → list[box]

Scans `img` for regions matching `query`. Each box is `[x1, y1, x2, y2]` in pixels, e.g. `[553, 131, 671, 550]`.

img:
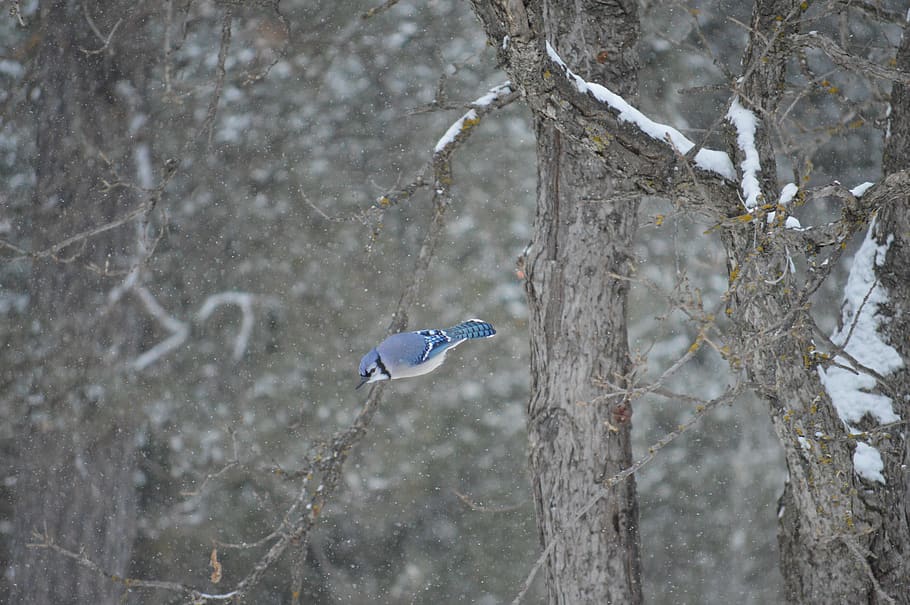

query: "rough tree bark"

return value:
[724, 2, 908, 602]
[859, 19, 910, 602]
[8, 2, 153, 603]
[526, 3, 642, 603]
[472, 1, 643, 602]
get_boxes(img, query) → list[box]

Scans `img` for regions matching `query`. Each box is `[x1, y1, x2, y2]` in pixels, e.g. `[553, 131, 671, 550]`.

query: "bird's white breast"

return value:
[391, 351, 448, 379]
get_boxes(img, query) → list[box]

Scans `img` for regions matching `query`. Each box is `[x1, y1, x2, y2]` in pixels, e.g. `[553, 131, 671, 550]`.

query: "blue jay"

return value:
[356, 319, 496, 389]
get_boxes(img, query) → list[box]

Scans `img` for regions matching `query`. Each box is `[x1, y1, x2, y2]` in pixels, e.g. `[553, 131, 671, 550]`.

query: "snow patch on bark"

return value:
[725, 98, 762, 210]
[818, 217, 901, 484]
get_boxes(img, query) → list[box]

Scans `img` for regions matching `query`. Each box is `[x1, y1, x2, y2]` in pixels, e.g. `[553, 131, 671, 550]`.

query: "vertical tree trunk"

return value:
[859, 19, 910, 602]
[726, 1, 909, 601]
[724, 0, 876, 600]
[524, 2, 642, 602]
[8, 2, 151, 602]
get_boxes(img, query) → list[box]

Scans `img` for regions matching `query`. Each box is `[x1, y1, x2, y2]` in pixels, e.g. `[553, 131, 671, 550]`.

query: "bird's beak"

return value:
[355, 376, 369, 390]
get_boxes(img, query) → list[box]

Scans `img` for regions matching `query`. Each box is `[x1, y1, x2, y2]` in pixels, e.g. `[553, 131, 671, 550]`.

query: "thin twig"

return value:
[80, 10, 123, 55]
[27, 530, 227, 599]
[0, 201, 152, 263]
[361, 0, 400, 19]
[181, 431, 241, 497]
[163, 0, 174, 96]
[453, 490, 526, 513]
[198, 7, 233, 148]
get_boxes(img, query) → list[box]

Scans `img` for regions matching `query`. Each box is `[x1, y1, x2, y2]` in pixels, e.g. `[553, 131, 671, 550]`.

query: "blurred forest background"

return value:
[0, 0, 900, 603]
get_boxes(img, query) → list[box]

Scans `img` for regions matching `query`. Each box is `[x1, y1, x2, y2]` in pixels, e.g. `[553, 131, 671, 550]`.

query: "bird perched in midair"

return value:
[356, 319, 496, 389]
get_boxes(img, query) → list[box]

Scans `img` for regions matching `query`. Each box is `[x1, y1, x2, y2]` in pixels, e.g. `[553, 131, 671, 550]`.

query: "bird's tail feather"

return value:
[446, 319, 496, 341]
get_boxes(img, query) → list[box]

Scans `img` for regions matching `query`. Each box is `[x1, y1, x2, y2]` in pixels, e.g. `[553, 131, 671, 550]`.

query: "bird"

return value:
[356, 319, 496, 389]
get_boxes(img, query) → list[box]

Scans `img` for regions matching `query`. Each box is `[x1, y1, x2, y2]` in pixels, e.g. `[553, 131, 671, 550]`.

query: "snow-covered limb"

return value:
[544, 41, 735, 180]
[197, 291, 255, 362]
[779, 182, 798, 205]
[850, 181, 875, 197]
[726, 98, 763, 210]
[132, 288, 256, 370]
[766, 183, 803, 230]
[818, 216, 902, 484]
[132, 285, 190, 371]
[433, 82, 514, 155]
[370, 82, 516, 218]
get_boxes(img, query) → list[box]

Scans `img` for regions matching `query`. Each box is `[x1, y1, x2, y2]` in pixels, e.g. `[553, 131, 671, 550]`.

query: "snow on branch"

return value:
[545, 41, 735, 180]
[132, 286, 190, 371]
[197, 291, 255, 362]
[132, 287, 256, 371]
[433, 82, 516, 156]
[725, 97, 763, 210]
[817, 216, 902, 484]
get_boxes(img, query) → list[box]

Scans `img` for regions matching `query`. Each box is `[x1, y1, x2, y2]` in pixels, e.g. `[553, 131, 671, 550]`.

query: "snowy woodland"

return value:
[1, 0, 909, 603]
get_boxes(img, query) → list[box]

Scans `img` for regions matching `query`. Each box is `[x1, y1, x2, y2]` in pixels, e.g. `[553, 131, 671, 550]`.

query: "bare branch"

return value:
[453, 489, 526, 513]
[361, 0, 400, 20]
[198, 7, 233, 148]
[835, 0, 907, 25]
[9, 0, 26, 26]
[181, 431, 241, 498]
[0, 201, 152, 263]
[27, 530, 222, 599]
[0, 156, 177, 266]
[794, 32, 910, 85]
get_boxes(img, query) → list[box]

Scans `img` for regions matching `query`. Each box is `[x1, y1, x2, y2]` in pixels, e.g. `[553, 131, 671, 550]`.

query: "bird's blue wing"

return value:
[415, 329, 453, 361]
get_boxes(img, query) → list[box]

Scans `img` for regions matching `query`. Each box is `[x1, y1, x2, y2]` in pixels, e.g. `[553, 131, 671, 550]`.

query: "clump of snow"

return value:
[818, 217, 902, 484]
[853, 441, 885, 484]
[725, 98, 762, 210]
[779, 183, 798, 205]
[850, 181, 875, 197]
[545, 42, 734, 180]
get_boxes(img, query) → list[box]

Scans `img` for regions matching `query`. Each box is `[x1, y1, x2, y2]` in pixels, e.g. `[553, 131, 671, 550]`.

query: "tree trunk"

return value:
[725, 2, 909, 602]
[523, 2, 642, 602]
[856, 19, 910, 603]
[7, 2, 152, 602]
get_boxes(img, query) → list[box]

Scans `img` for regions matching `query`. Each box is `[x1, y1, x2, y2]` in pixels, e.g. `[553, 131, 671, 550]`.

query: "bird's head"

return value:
[356, 348, 390, 390]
